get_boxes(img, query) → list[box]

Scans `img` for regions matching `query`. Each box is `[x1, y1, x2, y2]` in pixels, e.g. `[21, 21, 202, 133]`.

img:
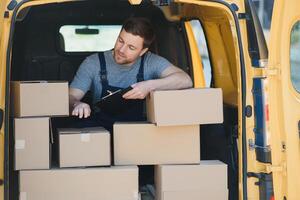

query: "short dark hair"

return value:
[122, 17, 155, 48]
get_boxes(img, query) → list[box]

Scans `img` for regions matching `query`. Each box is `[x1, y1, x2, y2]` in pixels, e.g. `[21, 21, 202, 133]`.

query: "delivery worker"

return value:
[69, 17, 192, 131]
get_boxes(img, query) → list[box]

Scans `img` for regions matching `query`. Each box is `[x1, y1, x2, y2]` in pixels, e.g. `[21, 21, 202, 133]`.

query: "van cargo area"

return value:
[8, 1, 239, 200]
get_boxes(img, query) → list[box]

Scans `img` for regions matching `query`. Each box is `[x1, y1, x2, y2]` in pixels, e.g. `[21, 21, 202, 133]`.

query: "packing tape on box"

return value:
[15, 140, 26, 150]
[20, 192, 26, 200]
[80, 133, 90, 142]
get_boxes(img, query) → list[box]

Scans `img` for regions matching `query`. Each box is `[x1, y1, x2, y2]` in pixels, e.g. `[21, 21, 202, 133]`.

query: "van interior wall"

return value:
[197, 5, 239, 200]
[179, 3, 239, 106]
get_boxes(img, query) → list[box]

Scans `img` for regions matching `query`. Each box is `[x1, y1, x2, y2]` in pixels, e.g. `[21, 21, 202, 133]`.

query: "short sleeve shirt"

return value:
[70, 50, 171, 104]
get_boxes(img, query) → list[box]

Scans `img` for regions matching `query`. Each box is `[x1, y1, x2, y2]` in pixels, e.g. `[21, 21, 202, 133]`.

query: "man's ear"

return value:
[139, 47, 149, 56]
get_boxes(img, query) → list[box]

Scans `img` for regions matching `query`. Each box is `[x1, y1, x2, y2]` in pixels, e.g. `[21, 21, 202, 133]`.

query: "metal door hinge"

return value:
[254, 67, 280, 78]
[265, 164, 285, 173]
[264, 68, 279, 76]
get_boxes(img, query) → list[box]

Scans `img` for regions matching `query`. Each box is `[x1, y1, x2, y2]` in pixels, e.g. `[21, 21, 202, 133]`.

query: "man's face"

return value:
[113, 29, 148, 66]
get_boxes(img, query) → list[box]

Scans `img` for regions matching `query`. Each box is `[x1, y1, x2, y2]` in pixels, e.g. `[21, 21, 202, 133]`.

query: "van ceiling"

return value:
[17, 0, 166, 24]
[11, 0, 191, 81]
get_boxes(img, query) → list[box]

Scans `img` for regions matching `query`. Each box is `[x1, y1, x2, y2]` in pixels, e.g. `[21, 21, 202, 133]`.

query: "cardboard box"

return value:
[114, 122, 200, 165]
[146, 88, 223, 126]
[19, 166, 139, 200]
[155, 160, 228, 200]
[58, 127, 110, 167]
[14, 117, 50, 170]
[11, 81, 69, 117]
[161, 190, 228, 200]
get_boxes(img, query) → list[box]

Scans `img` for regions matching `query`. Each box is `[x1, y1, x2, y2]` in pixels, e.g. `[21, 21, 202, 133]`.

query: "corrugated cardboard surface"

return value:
[58, 127, 110, 167]
[14, 117, 50, 170]
[155, 161, 228, 200]
[19, 166, 139, 200]
[11, 81, 69, 117]
[146, 88, 223, 126]
[162, 190, 228, 200]
[114, 122, 200, 165]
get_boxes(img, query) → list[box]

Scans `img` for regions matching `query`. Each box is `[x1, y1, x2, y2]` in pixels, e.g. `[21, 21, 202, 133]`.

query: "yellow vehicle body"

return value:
[0, 0, 300, 199]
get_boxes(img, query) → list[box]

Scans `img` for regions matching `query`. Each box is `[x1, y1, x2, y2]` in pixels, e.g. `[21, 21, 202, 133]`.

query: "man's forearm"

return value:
[123, 69, 193, 100]
[147, 71, 193, 91]
[69, 88, 86, 109]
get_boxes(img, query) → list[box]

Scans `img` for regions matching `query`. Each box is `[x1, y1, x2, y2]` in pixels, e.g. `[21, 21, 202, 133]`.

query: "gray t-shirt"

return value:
[70, 50, 171, 104]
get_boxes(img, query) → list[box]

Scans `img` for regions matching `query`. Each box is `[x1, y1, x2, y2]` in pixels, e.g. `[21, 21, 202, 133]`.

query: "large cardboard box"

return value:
[155, 160, 228, 200]
[146, 88, 223, 126]
[11, 81, 69, 117]
[58, 127, 110, 167]
[19, 166, 139, 200]
[114, 122, 200, 165]
[14, 117, 50, 170]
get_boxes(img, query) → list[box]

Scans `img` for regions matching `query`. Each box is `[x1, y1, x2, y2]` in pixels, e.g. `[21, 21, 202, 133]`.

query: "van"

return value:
[1, 0, 300, 199]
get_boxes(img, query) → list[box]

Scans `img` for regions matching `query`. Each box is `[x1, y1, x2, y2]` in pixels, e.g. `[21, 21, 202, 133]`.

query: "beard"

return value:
[113, 49, 136, 66]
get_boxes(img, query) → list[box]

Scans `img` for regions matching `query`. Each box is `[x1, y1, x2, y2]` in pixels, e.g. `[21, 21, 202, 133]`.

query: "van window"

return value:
[59, 25, 122, 52]
[190, 20, 212, 87]
[290, 21, 300, 92]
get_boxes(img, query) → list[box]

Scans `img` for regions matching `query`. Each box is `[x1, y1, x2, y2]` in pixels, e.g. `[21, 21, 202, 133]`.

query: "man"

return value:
[69, 17, 192, 130]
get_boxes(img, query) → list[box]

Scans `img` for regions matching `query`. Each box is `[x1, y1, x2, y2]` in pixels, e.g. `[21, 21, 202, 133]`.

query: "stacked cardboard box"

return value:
[155, 161, 228, 200]
[146, 88, 223, 126]
[114, 122, 200, 165]
[12, 84, 227, 200]
[114, 88, 223, 165]
[114, 88, 228, 200]
[57, 127, 110, 167]
[11, 81, 139, 200]
[11, 81, 69, 117]
[12, 81, 69, 170]
[14, 117, 51, 170]
[19, 166, 138, 200]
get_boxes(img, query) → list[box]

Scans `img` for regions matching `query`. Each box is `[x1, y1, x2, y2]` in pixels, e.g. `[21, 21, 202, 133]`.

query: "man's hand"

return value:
[123, 80, 154, 99]
[71, 102, 91, 118]
[69, 88, 91, 118]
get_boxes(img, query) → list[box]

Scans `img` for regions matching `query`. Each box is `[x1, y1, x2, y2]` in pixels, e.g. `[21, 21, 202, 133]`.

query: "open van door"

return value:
[0, 0, 13, 198]
[267, 0, 300, 199]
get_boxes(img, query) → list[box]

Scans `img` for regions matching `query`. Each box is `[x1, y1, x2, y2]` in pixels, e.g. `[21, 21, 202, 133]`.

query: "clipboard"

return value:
[95, 86, 143, 115]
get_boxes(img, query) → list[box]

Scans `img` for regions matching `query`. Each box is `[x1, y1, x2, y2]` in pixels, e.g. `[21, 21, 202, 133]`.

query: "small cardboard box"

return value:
[155, 160, 228, 200]
[146, 88, 223, 126]
[114, 122, 200, 165]
[14, 117, 50, 170]
[19, 166, 139, 200]
[11, 81, 69, 117]
[58, 127, 110, 167]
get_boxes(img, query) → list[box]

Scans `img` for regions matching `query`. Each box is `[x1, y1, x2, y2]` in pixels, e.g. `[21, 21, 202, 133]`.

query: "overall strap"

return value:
[98, 52, 108, 88]
[136, 55, 145, 82]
